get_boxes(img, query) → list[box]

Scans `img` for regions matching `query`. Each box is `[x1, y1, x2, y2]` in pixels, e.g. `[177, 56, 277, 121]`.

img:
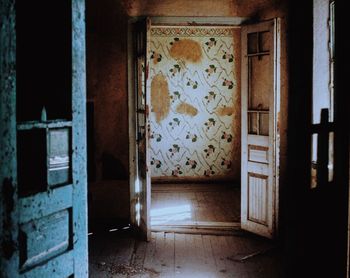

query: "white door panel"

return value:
[241, 19, 281, 239]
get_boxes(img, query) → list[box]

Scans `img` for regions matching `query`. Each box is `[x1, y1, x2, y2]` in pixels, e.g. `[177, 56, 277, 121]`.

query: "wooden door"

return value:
[241, 19, 281, 238]
[0, 0, 88, 277]
[129, 18, 151, 241]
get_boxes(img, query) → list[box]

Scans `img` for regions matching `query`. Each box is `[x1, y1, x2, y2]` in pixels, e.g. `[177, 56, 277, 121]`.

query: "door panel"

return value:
[19, 209, 70, 270]
[0, 0, 88, 277]
[129, 18, 151, 241]
[248, 173, 268, 225]
[241, 19, 280, 238]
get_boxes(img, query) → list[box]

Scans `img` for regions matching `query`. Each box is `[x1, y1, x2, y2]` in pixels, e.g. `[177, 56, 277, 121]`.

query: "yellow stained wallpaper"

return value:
[148, 26, 240, 180]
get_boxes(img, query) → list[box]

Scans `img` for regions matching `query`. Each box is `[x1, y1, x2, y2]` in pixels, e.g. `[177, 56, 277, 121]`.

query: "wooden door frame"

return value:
[127, 16, 279, 238]
[127, 16, 150, 237]
[127, 16, 141, 234]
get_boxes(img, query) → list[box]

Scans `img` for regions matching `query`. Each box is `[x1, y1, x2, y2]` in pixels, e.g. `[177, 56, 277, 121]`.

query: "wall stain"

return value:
[151, 74, 170, 123]
[176, 102, 198, 117]
[170, 39, 202, 63]
[149, 27, 240, 180]
[216, 106, 234, 116]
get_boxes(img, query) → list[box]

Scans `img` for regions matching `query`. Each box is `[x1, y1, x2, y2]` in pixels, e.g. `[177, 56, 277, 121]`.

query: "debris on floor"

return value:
[227, 247, 275, 262]
[97, 262, 160, 276]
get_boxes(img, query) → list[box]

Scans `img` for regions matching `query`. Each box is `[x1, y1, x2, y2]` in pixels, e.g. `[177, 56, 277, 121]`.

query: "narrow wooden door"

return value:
[241, 19, 281, 238]
[129, 18, 151, 241]
[0, 0, 88, 277]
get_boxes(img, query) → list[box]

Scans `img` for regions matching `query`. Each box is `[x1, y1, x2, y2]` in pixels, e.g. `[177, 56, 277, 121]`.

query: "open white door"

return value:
[129, 18, 151, 241]
[241, 19, 281, 238]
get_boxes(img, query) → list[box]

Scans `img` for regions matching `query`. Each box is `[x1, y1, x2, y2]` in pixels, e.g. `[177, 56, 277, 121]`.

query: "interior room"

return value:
[86, 0, 289, 238]
[134, 16, 282, 237]
[0, 0, 349, 277]
[146, 20, 243, 232]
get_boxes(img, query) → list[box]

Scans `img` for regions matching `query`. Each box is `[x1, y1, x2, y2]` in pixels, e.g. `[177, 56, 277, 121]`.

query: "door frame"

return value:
[128, 16, 151, 240]
[127, 16, 289, 239]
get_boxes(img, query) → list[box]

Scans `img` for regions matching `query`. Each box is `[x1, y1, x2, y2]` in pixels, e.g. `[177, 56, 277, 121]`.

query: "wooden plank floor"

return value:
[89, 230, 284, 277]
[151, 183, 240, 227]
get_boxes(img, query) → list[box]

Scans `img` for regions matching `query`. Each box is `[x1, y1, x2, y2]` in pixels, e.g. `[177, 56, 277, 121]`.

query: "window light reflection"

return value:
[135, 177, 140, 193]
[135, 202, 141, 225]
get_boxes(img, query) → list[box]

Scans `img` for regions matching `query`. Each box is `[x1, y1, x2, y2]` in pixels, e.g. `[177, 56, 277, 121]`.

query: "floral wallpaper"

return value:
[148, 26, 240, 180]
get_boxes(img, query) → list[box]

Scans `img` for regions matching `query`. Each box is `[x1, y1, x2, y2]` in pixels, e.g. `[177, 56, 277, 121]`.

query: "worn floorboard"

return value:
[89, 183, 282, 277]
[89, 230, 284, 277]
[151, 183, 240, 226]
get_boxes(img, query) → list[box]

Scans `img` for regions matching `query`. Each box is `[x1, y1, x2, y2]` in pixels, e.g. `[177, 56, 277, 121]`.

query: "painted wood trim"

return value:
[127, 19, 138, 229]
[0, 0, 19, 276]
[144, 16, 152, 241]
[247, 135, 269, 144]
[273, 18, 281, 237]
[152, 221, 240, 228]
[248, 145, 269, 164]
[248, 145, 269, 151]
[152, 176, 239, 184]
[19, 185, 73, 224]
[17, 121, 72, 130]
[72, 0, 88, 276]
[152, 183, 239, 192]
[240, 20, 274, 33]
[151, 227, 242, 236]
[241, 22, 249, 235]
[150, 16, 248, 26]
[19, 250, 74, 278]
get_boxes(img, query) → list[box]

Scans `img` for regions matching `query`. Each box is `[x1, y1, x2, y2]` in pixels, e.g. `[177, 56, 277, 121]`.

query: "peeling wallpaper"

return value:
[148, 26, 240, 180]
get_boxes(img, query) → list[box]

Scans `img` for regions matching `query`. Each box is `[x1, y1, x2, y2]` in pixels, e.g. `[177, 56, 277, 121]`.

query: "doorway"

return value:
[129, 17, 281, 240]
[147, 22, 242, 233]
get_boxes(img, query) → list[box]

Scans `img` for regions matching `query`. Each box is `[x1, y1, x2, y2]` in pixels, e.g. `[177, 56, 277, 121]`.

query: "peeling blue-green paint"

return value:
[72, 0, 89, 277]
[2, 178, 16, 260]
[1, 0, 88, 277]
[1, 0, 19, 276]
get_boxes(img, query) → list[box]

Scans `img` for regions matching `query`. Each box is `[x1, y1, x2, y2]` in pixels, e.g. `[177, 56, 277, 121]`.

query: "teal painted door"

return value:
[0, 0, 88, 277]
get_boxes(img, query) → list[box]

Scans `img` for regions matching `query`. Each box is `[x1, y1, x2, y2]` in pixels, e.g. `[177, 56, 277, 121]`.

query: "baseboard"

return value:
[152, 176, 239, 185]
[151, 221, 242, 235]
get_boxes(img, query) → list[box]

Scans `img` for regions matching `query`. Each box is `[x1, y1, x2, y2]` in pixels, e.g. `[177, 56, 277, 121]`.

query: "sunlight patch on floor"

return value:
[151, 204, 192, 225]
